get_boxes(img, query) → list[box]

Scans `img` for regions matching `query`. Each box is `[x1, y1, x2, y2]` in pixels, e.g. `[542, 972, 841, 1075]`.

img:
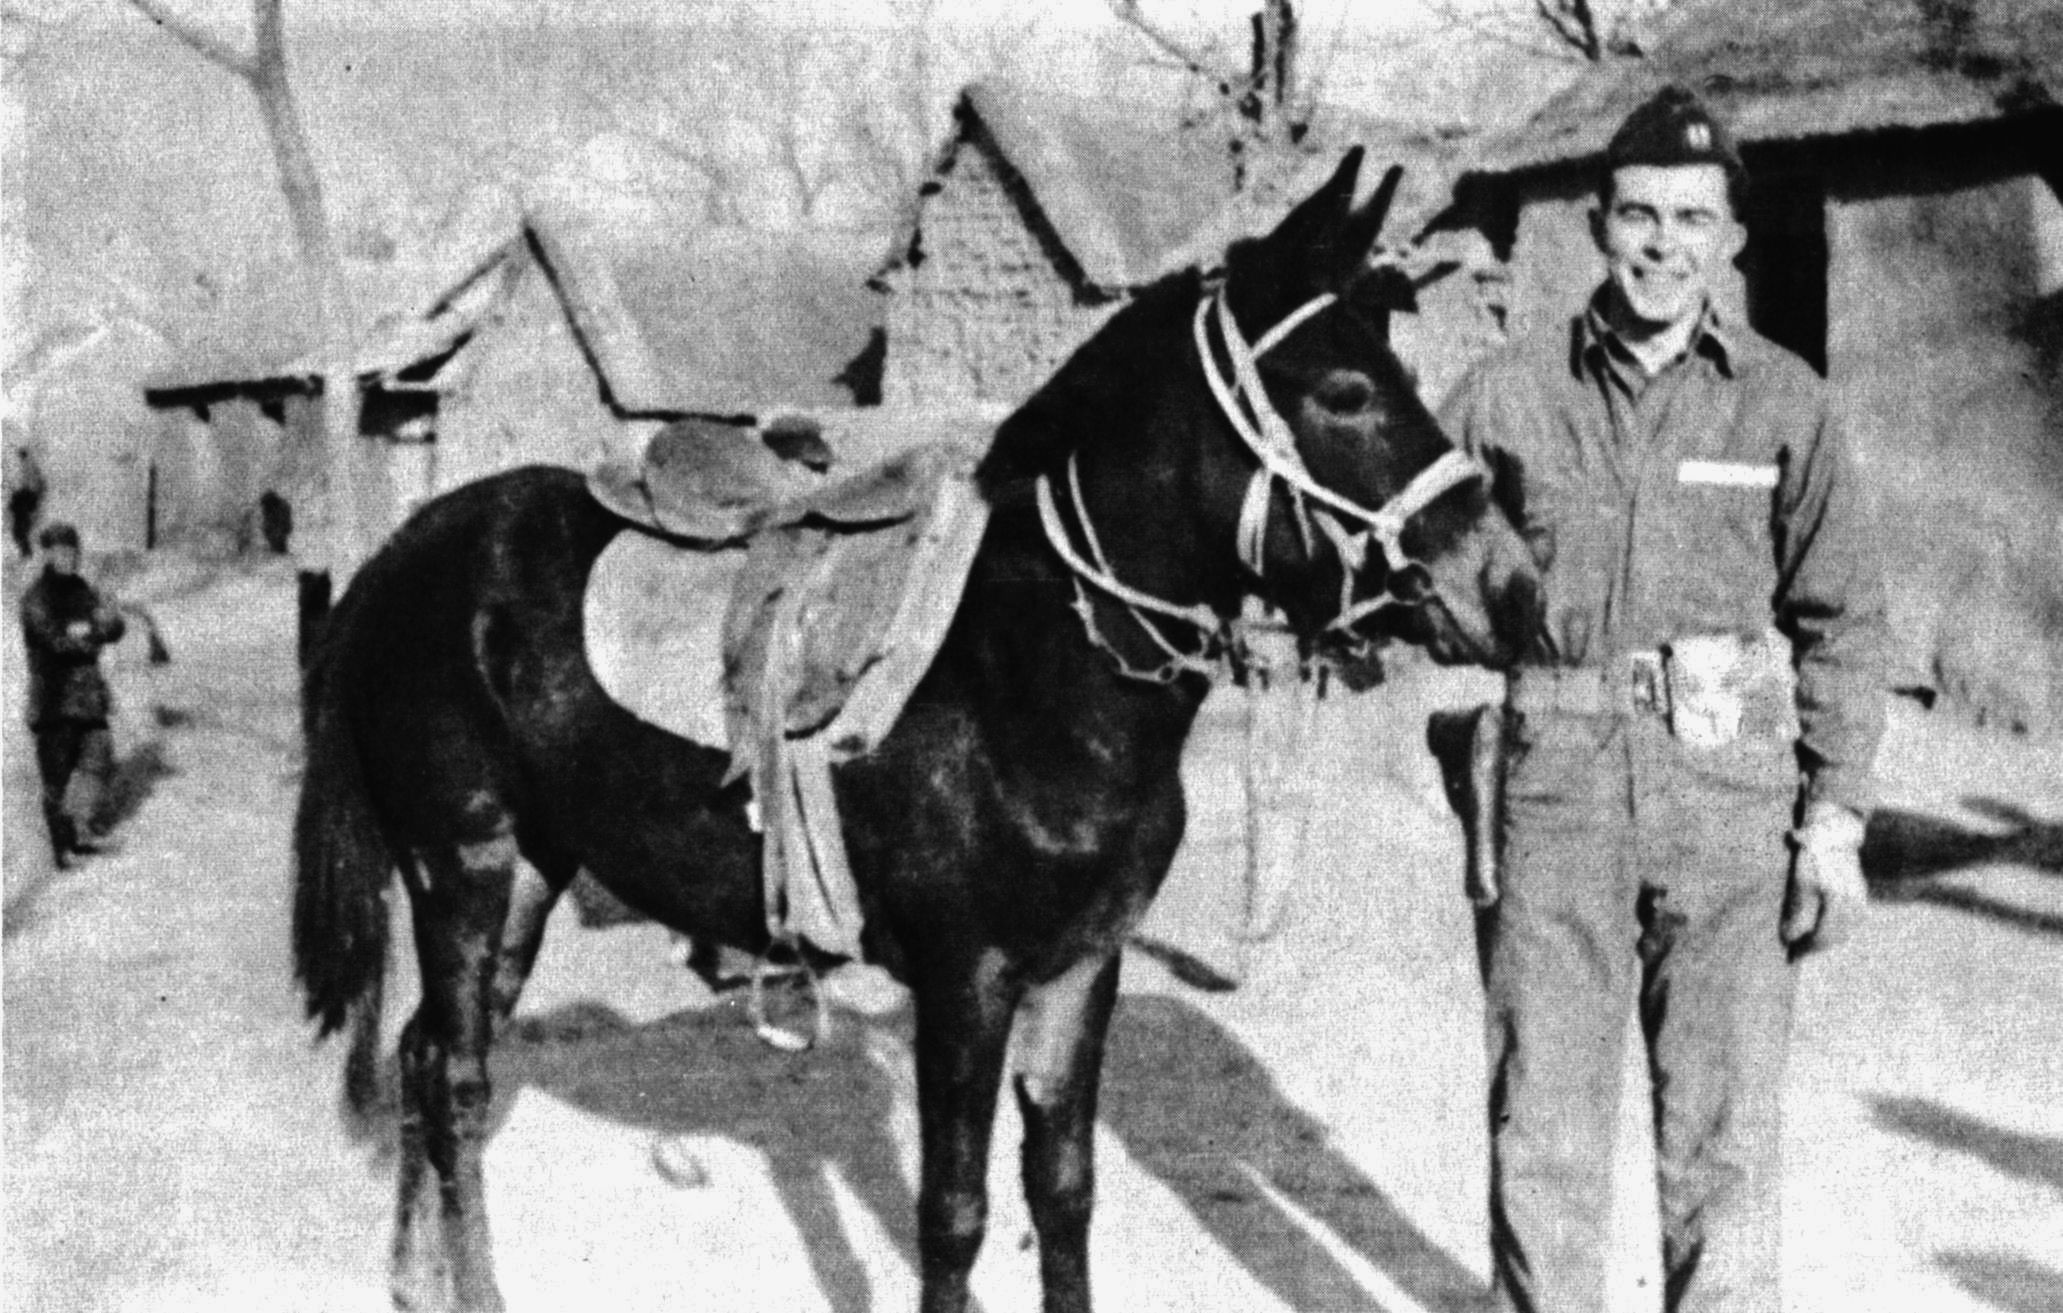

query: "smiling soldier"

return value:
[1438, 87, 1890, 1313]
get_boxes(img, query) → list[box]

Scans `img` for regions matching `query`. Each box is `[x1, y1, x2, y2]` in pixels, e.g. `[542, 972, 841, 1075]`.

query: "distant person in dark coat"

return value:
[258, 489, 293, 555]
[20, 521, 126, 864]
[7, 445, 47, 558]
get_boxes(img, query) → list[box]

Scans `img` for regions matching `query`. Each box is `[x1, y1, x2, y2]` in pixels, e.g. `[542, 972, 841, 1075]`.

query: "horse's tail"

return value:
[291, 627, 394, 1064]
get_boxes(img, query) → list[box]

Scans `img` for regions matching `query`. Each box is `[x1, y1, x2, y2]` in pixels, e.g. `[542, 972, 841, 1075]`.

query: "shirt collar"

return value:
[1571, 290, 1737, 384]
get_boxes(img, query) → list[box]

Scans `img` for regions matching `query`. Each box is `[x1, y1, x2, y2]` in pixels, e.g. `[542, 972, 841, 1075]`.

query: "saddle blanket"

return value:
[583, 531, 740, 750]
[580, 436, 991, 959]
[581, 440, 990, 760]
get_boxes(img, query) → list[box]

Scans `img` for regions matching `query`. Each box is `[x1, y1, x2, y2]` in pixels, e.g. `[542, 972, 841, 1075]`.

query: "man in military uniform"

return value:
[1439, 87, 1888, 1312]
[20, 521, 126, 864]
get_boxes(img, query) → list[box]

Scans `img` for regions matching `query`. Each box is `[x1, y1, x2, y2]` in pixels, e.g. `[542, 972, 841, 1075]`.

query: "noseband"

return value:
[1035, 287, 1484, 683]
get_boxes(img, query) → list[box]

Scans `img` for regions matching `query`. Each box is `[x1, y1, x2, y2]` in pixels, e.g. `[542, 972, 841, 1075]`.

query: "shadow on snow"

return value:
[1868, 1097, 2063, 1313]
[1863, 799, 2063, 938]
[411, 987, 1488, 1313]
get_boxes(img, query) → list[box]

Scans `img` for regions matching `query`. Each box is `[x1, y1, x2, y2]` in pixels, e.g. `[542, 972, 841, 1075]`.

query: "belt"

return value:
[1507, 653, 1667, 718]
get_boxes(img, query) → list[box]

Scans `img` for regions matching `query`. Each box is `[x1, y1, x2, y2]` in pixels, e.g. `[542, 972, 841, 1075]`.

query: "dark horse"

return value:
[293, 150, 1541, 1313]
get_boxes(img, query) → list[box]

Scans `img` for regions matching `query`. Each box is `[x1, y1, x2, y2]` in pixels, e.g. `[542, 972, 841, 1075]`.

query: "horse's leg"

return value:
[1013, 952, 1123, 1313]
[912, 955, 1022, 1313]
[391, 1011, 446, 1310]
[489, 848, 574, 1028]
[390, 836, 518, 1313]
[389, 850, 558, 1307]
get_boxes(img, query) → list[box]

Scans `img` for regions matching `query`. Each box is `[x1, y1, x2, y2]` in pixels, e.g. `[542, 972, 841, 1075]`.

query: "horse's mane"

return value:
[976, 267, 1206, 496]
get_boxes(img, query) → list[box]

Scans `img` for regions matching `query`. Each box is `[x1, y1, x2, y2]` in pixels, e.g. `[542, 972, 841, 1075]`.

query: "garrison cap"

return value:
[37, 520, 79, 550]
[1601, 85, 1746, 207]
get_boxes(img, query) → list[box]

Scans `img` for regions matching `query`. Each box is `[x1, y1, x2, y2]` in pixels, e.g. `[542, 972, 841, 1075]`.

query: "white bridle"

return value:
[1035, 286, 1486, 682]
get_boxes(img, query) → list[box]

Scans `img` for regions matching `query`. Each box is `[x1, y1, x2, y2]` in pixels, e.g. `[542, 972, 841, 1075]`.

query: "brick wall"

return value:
[881, 136, 1121, 409]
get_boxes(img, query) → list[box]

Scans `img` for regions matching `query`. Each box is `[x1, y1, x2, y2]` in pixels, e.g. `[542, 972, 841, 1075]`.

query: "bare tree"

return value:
[124, 0, 363, 597]
[1108, 0, 1316, 193]
[551, 9, 936, 231]
[1422, 0, 1671, 63]
[1106, 0, 1236, 79]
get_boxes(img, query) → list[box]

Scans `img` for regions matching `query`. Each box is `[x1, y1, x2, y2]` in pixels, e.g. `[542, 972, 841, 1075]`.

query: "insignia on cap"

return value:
[1685, 123, 1712, 150]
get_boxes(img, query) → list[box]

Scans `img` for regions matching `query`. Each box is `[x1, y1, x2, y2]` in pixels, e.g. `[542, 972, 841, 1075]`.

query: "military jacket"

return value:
[20, 569, 125, 726]
[1440, 298, 1889, 813]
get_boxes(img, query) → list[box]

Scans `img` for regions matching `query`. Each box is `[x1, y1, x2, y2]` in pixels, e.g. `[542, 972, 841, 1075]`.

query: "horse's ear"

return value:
[1266, 146, 1364, 274]
[1339, 164, 1405, 270]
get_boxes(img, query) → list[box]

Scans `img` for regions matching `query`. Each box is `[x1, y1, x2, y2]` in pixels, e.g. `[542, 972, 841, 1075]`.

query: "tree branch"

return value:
[1537, 0, 1603, 60]
[250, 0, 288, 85]
[1105, 0, 1235, 79]
[124, 0, 258, 81]
[1419, 0, 1590, 64]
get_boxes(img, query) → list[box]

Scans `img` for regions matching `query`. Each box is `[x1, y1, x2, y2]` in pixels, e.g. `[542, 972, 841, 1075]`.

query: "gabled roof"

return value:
[1152, 118, 1466, 278]
[927, 80, 1464, 292]
[958, 80, 1236, 290]
[530, 197, 890, 416]
[145, 172, 892, 417]
[1473, 0, 2063, 174]
[8, 318, 168, 396]
[142, 257, 460, 396]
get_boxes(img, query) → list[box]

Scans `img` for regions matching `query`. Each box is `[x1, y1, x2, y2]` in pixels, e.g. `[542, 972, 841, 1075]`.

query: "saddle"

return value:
[587, 416, 946, 545]
[584, 414, 992, 959]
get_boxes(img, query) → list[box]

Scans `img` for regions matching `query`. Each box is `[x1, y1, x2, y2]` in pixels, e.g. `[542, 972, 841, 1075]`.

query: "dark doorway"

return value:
[1740, 173, 1829, 375]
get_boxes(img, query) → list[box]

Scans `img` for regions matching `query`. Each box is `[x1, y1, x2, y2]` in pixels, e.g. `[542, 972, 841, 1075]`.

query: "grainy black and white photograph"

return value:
[3, 1, 2060, 1310]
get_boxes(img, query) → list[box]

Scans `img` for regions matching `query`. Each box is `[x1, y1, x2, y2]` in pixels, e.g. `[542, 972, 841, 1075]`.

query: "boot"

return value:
[45, 808, 76, 868]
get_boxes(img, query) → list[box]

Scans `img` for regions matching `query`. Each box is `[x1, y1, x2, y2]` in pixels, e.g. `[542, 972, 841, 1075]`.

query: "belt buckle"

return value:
[1628, 651, 1665, 715]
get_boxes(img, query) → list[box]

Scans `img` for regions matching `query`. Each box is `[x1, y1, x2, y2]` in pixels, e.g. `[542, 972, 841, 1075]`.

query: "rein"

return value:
[1034, 464, 1222, 682]
[1035, 286, 1485, 683]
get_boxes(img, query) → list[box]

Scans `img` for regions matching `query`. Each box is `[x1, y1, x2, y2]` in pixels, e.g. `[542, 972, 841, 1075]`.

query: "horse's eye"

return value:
[1315, 373, 1376, 414]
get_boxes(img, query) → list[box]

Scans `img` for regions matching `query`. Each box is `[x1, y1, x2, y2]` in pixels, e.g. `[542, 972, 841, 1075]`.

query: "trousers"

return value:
[33, 719, 112, 858]
[1481, 707, 1799, 1313]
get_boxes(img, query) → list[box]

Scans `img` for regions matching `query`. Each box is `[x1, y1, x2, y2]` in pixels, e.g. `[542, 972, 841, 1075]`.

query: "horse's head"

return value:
[1201, 148, 1542, 671]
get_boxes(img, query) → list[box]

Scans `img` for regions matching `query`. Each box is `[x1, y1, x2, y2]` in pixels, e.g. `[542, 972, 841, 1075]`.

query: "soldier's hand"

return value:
[1782, 803, 1868, 957]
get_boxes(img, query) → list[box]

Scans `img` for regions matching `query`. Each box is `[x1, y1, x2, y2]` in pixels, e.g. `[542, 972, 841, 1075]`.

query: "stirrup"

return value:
[747, 937, 831, 1052]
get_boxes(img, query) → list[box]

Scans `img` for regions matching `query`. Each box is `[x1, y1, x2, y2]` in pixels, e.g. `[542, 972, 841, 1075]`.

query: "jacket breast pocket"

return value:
[1666, 461, 1781, 614]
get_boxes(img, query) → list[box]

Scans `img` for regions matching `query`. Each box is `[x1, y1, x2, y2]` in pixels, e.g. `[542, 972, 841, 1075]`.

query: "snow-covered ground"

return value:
[5, 554, 2060, 1313]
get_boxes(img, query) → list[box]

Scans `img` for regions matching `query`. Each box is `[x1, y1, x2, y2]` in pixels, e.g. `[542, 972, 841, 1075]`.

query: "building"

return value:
[6, 318, 171, 553]
[142, 184, 888, 552]
[877, 79, 1464, 410]
[1445, 0, 2063, 727]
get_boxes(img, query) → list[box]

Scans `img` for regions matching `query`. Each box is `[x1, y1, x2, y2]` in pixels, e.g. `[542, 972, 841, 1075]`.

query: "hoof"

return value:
[390, 1272, 446, 1313]
[753, 1016, 816, 1053]
[389, 1218, 451, 1312]
[748, 956, 829, 1052]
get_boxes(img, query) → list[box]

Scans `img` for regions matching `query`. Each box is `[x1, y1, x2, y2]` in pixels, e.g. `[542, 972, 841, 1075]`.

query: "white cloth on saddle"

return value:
[583, 531, 740, 750]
